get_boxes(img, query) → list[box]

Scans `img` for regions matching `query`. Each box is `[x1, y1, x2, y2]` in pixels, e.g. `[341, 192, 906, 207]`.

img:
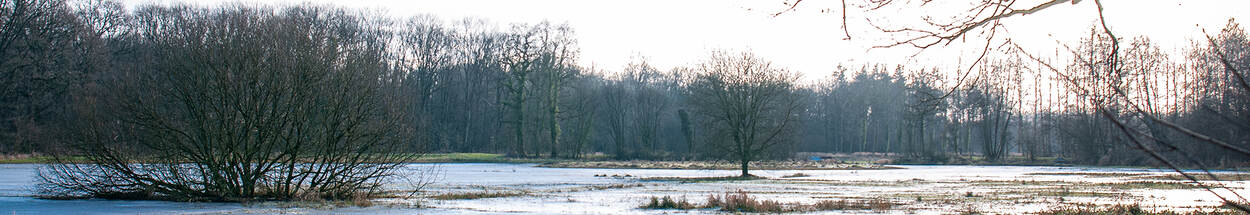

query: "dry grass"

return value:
[709, 190, 788, 213]
[1101, 181, 1200, 189]
[965, 179, 1199, 190]
[430, 191, 527, 200]
[809, 198, 893, 211]
[540, 160, 895, 170]
[1138, 173, 1250, 181]
[639, 175, 764, 182]
[1025, 172, 1147, 177]
[638, 190, 895, 213]
[781, 173, 812, 178]
[1036, 204, 1246, 215]
[639, 196, 697, 210]
[584, 183, 645, 190]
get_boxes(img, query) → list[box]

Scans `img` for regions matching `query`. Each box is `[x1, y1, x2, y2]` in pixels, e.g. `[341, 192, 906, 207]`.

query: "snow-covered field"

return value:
[2, 163, 1246, 214]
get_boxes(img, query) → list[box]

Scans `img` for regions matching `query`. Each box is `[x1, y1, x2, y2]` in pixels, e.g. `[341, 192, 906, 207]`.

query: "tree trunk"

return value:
[513, 93, 526, 157]
[678, 109, 694, 159]
[547, 70, 562, 158]
[740, 159, 750, 177]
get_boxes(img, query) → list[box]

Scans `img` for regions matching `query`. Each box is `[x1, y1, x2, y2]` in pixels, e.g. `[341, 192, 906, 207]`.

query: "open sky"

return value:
[123, 0, 1250, 80]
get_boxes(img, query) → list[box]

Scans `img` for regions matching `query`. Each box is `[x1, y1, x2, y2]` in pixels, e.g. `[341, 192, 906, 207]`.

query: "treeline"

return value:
[3, 0, 1248, 167]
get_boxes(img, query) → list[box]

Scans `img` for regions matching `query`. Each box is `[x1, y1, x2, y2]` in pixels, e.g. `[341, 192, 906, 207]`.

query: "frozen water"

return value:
[1, 163, 1246, 214]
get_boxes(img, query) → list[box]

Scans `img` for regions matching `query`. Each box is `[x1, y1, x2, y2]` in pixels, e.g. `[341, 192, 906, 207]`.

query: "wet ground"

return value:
[1, 163, 1246, 214]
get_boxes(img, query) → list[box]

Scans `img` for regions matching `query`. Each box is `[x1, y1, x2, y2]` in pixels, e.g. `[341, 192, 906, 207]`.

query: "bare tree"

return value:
[563, 68, 602, 158]
[500, 23, 540, 157]
[534, 24, 577, 158]
[688, 50, 803, 177]
[600, 74, 633, 158]
[902, 69, 946, 160]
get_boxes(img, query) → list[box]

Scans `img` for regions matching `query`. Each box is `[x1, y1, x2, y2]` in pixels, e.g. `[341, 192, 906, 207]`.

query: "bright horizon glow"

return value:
[122, 0, 1249, 81]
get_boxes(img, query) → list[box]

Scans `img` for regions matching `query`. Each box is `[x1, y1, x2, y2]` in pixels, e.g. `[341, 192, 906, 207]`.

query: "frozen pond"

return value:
[2, 163, 1247, 214]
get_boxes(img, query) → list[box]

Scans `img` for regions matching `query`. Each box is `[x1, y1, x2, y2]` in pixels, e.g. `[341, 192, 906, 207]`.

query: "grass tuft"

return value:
[781, 173, 811, 178]
[639, 196, 697, 209]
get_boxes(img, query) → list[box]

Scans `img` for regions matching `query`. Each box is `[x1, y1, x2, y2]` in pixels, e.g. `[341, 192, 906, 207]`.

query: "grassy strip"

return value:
[780, 173, 811, 178]
[965, 179, 1201, 190]
[640, 196, 698, 209]
[638, 175, 765, 182]
[1137, 173, 1250, 181]
[640, 190, 893, 213]
[1025, 172, 1148, 177]
[1037, 204, 1246, 215]
[0, 153, 554, 164]
[410, 153, 560, 163]
[0, 155, 87, 164]
[540, 160, 896, 170]
[429, 191, 529, 200]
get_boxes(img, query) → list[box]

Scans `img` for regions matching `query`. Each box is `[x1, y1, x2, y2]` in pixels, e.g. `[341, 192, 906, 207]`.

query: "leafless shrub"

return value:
[37, 4, 421, 202]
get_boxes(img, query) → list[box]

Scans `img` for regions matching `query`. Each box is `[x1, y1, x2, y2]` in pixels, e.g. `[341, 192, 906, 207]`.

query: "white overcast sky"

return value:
[122, 0, 1250, 80]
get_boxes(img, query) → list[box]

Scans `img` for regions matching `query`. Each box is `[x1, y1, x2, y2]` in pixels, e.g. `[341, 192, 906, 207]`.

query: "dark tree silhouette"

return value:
[688, 50, 803, 177]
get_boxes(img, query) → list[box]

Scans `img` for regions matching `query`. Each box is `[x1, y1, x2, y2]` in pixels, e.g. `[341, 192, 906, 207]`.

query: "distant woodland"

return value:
[4, 0, 1249, 168]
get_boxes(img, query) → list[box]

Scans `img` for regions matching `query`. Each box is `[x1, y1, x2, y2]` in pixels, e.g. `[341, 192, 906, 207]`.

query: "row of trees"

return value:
[799, 22, 1249, 167]
[5, 0, 1250, 194]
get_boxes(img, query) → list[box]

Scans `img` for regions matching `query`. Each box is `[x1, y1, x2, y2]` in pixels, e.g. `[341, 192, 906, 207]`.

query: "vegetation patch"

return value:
[808, 198, 894, 211]
[539, 160, 895, 170]
[1035, 204, 1245, 215]
[787, 179, 908, 187]
[639, 196, 698, 210]
[961, 179, 1197, 190]
[997, 189, 1124, 198]
[412, 153, 567, 163]
[1100, 181, 1200, 190]
[585, 183, 645, 190]
[638, 175, 765, 182]
[781, 173, 811, 178]
[249, 198, 383, 209]
[430, 191, 529, 200]
[559, 183, 647, 192]
[965, 179, 1071, 187]
[639, 190, 894, 213]
[1025, 172, 1148, 177]
[1137, 173, 1250, 181]
[0, 154, 89, 164]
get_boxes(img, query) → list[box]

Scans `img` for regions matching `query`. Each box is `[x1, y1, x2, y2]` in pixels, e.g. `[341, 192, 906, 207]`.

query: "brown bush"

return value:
[639, 196, 697, 209]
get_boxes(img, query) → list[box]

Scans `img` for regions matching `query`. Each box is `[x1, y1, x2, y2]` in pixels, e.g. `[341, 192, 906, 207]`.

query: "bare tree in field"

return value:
[688, 50, 802, 177]
[38, 5, 416, 201]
